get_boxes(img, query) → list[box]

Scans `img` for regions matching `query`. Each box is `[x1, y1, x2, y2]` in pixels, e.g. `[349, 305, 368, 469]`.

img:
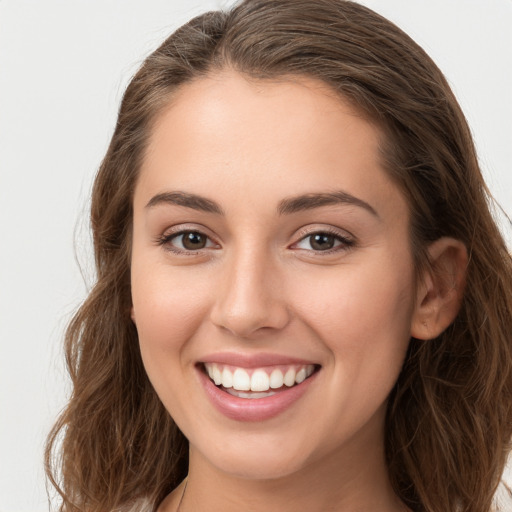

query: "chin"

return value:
[191, 433, 317, 481]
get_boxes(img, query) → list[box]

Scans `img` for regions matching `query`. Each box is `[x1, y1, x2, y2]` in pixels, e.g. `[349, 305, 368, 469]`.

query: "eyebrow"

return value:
[146, 191, 224, 215]
[145, 190, 378, 218]
[277, 191, 379, 217]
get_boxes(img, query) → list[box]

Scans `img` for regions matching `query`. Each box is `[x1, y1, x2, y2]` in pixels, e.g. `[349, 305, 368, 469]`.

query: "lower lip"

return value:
[198, 367, 318, 422]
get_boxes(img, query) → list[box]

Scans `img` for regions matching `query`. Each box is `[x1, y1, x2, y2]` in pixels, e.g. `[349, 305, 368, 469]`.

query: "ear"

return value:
[411, 237, 468, 340]
[130, 306, 136, 324]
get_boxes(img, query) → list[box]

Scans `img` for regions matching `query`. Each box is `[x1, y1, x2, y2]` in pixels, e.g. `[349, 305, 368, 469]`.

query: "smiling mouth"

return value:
[202, 362, 320, 399]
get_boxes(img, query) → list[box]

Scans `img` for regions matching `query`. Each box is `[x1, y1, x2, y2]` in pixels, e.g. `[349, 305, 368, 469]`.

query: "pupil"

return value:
[310, 233, 334, 251]
[183, 232, 206, 250]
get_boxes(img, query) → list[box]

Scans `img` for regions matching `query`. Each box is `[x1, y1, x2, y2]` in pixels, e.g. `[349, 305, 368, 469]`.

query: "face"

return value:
[131, 71, 418, 480]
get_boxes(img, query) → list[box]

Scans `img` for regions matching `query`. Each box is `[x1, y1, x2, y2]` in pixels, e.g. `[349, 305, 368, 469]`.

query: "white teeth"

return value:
[295, 367, 307, 384]
[226, 389, 276, 399]
[203, 363, 316, 393]
[251, 370, 270, 392]
[284, 368, 296, 387]
[232, 368, 251, 391]
[269, 368, 284, 389]
[212, 365, 222, 385]
[221, 367, 233, 388]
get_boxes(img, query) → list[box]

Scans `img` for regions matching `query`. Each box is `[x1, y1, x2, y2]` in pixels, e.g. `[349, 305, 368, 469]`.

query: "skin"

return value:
[130, 70, 465, 511]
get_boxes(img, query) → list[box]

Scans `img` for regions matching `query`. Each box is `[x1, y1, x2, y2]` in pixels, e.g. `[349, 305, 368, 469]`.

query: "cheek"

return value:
[299, 267, 412, 329]
[131, 263, 212, 362]
[290, 253, 415, 371]
[130, 263, 215, 425]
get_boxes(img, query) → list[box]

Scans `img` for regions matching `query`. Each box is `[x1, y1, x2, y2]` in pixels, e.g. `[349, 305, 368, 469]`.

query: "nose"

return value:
[209, 247, 290, 339]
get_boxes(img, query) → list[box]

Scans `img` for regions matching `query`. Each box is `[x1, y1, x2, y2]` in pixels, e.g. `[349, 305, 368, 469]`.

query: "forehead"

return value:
[136, 70, 407, 224]
[145, 71, 379, 160]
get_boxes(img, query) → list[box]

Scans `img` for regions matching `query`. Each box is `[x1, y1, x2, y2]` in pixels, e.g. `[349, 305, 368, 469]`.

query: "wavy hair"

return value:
[45, 1, 512, 511]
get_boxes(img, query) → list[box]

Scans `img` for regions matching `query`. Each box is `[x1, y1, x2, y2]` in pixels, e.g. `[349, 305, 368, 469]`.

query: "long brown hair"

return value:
[45, 1, 512, 511]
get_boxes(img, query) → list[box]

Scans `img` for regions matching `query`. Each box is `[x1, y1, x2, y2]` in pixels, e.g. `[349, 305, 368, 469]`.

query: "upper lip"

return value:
[199, 352, 319, 368]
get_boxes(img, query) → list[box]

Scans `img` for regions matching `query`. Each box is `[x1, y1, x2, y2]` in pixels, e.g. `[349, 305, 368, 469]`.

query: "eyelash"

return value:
[155, 227, 355, 256]
[292, 227, 355, 254]
[156, 229, 217, 255]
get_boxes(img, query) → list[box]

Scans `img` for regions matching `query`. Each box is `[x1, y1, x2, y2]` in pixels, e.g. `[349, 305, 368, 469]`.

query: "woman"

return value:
[45, 1, 512, 511]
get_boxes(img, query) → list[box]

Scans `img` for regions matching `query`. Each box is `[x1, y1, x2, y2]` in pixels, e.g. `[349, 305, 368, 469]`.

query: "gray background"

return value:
[1, 1, 511, 510]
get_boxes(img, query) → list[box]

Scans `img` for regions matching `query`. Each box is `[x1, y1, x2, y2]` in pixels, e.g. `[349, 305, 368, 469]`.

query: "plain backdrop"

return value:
[1, 1, 511, 511]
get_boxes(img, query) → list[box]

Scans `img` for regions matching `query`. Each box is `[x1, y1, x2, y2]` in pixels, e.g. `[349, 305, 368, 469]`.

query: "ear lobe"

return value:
[411, 237, 468, 340]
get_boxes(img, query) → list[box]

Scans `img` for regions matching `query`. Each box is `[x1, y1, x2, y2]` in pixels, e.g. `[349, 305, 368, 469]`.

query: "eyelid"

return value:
[290, 225, 356, 253]
[154, 223, 355, 256]
[155, 223, 220, 254]
[293, 224, 355, 240]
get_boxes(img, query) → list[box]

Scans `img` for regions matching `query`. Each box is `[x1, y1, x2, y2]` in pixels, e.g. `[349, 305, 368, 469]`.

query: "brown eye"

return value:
[180, 231, 208, 250]
[309, 233, 336, 251]
[157, 228, 218, 254]
[293, 230, 354, 253]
